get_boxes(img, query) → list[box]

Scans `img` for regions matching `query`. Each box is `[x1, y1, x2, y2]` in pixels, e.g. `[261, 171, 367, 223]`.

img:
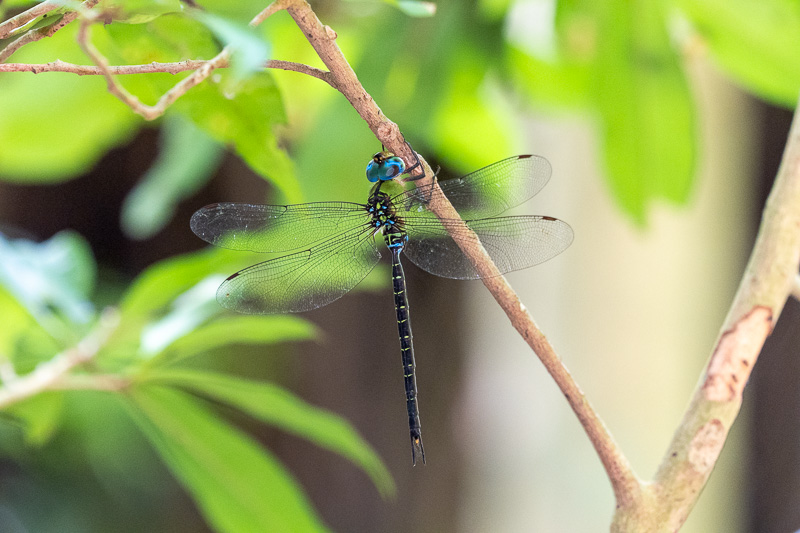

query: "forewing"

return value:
[402, 216, 573, 280]
[395, 155, 552, 219]
[217, 226, 381, 313]
[190, 202, 368, 253]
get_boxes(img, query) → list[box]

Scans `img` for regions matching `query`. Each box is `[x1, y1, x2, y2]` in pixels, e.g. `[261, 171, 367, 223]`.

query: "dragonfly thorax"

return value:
[366, 190, 406, 242]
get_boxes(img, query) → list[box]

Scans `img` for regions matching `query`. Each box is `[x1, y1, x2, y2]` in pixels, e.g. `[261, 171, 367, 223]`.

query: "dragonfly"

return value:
[190, 150, 573, 466]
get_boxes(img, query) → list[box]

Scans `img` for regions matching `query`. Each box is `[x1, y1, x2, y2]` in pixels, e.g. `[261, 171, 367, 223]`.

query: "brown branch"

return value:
[0, 0, 60, 39]
[0, 0, 99, 62]
[280, 0, 639, 506]
[611, 97, 800, 531]
[0, 58, 333, 83]
[0, 309, 120, 409]
[0, 59, 210, 75]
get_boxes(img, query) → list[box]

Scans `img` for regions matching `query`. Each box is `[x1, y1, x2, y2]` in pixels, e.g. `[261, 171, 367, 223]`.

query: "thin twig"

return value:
[0, 59, 210, 75]
[50, 374, 129, 391]
[250, 0, 286, 27]
[614, 96, 800, 531]
[281, 0, 639, 506]
[0, 58, 333, 84]
[0, 0, 60, 39]
[0, 0, 99, 62]
[266, 59, 334, 86]
[77, 17, 232, 121]
[0, 309, 120, 409]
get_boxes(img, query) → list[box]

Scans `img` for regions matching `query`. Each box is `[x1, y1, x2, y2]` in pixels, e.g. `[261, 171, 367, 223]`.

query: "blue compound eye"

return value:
[366, 151, 406, 182]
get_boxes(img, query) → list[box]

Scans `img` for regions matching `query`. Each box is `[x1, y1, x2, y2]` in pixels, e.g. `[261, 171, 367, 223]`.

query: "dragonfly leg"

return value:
[400, 141, 426, 182]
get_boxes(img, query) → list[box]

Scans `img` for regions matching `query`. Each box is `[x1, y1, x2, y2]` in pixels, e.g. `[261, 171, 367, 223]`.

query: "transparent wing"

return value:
[402, 215, 573, 280]
[217, 226, 381, 314]
[394, 155, 552, 219]
[190, 202, 368, 253]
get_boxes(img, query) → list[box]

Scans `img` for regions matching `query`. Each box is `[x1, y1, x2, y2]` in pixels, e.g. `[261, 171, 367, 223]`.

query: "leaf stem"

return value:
[0, 309, 121, 409]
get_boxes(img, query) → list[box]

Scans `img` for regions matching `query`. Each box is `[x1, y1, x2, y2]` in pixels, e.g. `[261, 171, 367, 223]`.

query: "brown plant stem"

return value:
[0, 0, 100, 62]
[0, 58, 333, 83]
[611, 97, 800, 532]
[0, 0, 60, 39]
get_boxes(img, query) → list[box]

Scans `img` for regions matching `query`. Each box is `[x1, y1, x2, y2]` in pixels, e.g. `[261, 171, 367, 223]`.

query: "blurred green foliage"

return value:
[1, 0, 799, 531]
[0, 229, 393, 531]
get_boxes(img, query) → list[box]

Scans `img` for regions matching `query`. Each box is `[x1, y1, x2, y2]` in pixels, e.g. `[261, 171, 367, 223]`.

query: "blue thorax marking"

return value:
[367, 190, 405, 243]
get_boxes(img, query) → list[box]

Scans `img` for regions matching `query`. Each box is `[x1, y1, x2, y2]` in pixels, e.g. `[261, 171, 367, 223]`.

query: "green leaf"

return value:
[119, 249, 242, 318]
[677, 0, 800, 107]
[121, 114, 223, 240]
[602, 1, 695, 222]
[4, 392, 64, 446]
[2, 0, 40, 10]
[0, 24, 140, 182]
[193, 12, 269, 83]
[127, 385, 329, 533]
[22, 11, 67, 34]
[98, 15, 219, 105]
[175, 72, 301, 202]
[558, 0, 696, 222]
[102, 19, 295, 198]
[9, 319, 63, 374]
[105, 0, 185, 24]
[137, 275, 223, 357]
[152, 315, 318, 365]
[112, 250, 254, 365]
[0, 288, 35, 355]
[504, 46, 591, 108]
[140, 369, 395, 498]
[432, 45, 517, 169]
[0, 231, 96, 335]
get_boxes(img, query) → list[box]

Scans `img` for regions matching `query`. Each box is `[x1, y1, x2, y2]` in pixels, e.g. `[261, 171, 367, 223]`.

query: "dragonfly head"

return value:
[366, 151, 405, 183]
